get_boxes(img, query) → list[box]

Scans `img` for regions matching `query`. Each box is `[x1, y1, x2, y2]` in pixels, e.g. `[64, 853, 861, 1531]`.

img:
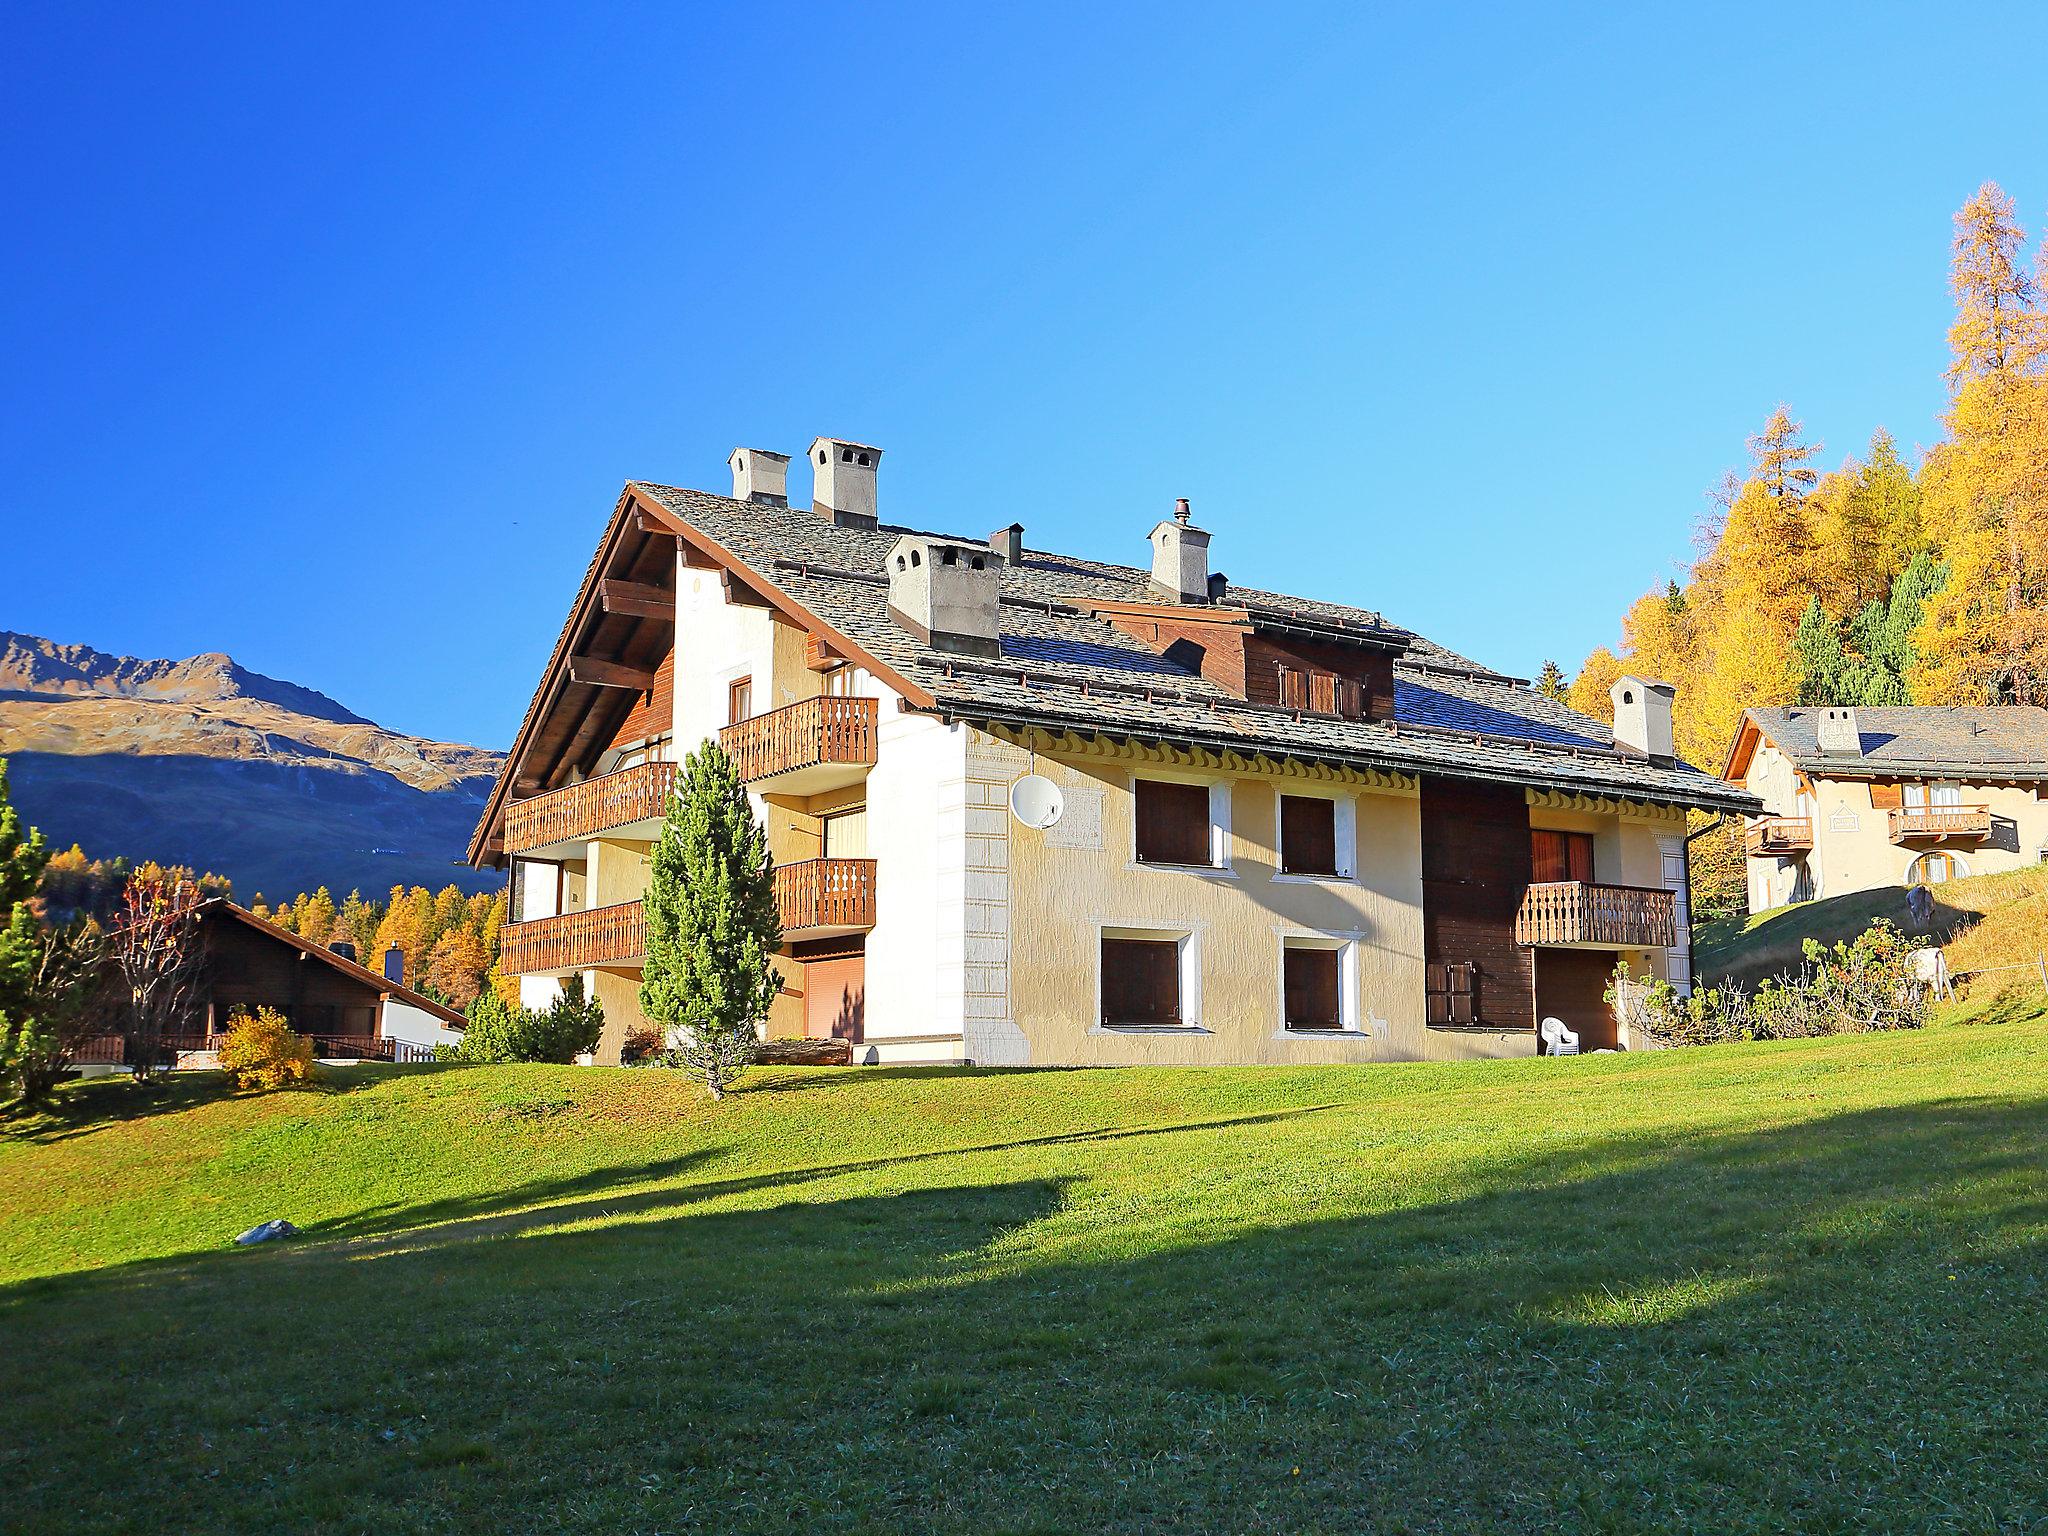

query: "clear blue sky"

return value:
[6, 3, 2044, 747]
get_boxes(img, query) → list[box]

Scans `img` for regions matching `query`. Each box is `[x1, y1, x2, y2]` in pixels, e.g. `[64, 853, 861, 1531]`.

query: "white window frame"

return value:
[1270, 786, 1358, 884]
[1273, 932, 1361, 1035]
[1126, 770, 1236, 878]
[1093, 923, 1207, 1034]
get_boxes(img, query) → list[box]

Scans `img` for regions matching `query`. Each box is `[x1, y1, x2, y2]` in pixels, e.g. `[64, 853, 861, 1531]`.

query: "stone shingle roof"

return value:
[635, 483, 1756, 814]
[1745, 706, 2048, 780]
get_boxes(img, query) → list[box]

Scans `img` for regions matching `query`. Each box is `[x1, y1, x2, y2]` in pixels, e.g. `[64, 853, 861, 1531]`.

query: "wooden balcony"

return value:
[503, 761, 676, 858]
[1514, 881, 1678, 950]
[1744, 816, 1813, 856]
[719, 696, 877, 796]
[499, 901, 647, 974]
[775, 858, 877, 937]
[1888, 805, 1992, 843]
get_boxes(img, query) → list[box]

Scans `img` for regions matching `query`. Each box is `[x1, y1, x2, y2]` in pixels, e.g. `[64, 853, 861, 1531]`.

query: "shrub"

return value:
[1614, 919, 1931, 1047]
[620, 1026, 664, 1064]
[216, 1007, 316, 1089]
[438, 974, 604, 1064]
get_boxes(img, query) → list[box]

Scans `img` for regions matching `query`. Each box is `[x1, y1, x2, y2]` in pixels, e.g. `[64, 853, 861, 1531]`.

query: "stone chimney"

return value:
[728, 447, 790, 506]
[810, 437, 881, 528]
[885, 534, 999, 657]
[990, 523, 1024, 565]
[1149, 498, 1211, 603]
[1817, 705, 1863, 755]
[1610, 675, 1676, 760]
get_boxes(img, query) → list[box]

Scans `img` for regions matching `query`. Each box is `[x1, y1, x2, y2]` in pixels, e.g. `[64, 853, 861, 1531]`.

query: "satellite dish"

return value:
[1009, 773, 1064, 830]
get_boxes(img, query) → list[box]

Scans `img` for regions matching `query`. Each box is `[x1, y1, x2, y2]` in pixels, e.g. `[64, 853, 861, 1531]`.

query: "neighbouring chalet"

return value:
[73, 900, 466, 1070]
[1724, 705, 2048, 910]
[470, 440, 1756, 1065]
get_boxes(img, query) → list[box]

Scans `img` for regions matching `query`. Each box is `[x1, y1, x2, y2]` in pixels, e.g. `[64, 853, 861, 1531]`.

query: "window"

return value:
[1135, 779, 1214, 866]
[1530, 829, 1595, 883]
[1909, 851, 1966, 885]
[1280, 795, 1338, 876]
[819, 664, 857, 697]
[1426, 962, 1477, 1025]
[728, 676, 753, 725]
[821, 807, 867, 859]
[1101, 935, 1183, 1025]
[1282, 944, 1342, 1029]
[1277, 665, 1365, 719]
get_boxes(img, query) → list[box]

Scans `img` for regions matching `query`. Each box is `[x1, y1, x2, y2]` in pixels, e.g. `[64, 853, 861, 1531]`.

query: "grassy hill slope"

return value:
[1698, 862, 2048, 1000]
[4, 1030, 2046, 1533]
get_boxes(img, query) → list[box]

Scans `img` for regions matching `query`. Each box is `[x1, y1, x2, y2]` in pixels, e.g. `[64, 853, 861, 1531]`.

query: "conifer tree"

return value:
[640, 740, 780, 1100]
[1534, 660, 1568, 701]
[0, 761, 52, 1095]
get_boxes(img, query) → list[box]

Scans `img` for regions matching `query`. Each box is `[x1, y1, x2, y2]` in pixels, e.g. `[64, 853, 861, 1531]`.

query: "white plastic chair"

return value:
[1540, 1017, 1580, 1056]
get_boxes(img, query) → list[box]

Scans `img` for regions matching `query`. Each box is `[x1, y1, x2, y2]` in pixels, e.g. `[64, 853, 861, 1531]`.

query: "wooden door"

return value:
[804, 954, 865, 1041]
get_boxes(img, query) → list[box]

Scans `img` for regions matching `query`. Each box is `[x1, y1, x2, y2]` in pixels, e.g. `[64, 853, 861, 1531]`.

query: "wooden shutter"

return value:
[1278, 665, 1308, 709]
[1868, 782, 1902, 809]
[1283, 946, 1341, 1028]
[1135, 779, 1212, 866]
[1280, 795, 1338, 876]
[1308, 671, 1337, 714]
[1337, 678, 1364, 719]
[1102, 937, 1181, 1024]
[1427, 961, 1477, 1025]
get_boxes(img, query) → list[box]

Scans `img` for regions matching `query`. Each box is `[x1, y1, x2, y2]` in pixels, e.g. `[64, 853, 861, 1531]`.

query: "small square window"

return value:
[1283, 945, 1342, 1029]
[1135, 779, 1213, 866]
[1102, 934, 1183, 1025]
[1280, 795, 1338, 876]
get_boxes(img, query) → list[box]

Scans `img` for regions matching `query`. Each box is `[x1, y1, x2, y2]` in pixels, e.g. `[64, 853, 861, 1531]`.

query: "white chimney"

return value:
[810, 437, 881, 528]
[728, 447, 790, 506]
[1817, 706, 1863, 755]
[885, 535, 999, 657]
[1610, 675, 1676, 760]
[1149, 498, 1210, 603]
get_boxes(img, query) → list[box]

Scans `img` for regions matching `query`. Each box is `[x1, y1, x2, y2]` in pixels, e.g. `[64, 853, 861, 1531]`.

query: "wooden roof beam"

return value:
[568, 655, 658, 691]
[599, 578, 675, 620]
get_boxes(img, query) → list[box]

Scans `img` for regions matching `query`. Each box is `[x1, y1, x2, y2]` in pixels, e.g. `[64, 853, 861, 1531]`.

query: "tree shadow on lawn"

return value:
[3, 1097, 2045, 1534]
[289, 1101, 1345, 1253]
[1, 1064, 396, 1146]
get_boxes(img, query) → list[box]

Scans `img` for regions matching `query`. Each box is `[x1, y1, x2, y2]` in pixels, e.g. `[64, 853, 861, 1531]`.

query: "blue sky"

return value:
[6, 3, 2045, 747]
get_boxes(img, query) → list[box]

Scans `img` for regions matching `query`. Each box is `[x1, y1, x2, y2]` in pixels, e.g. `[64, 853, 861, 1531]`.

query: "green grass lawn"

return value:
[4, 1028, 2046, 1534]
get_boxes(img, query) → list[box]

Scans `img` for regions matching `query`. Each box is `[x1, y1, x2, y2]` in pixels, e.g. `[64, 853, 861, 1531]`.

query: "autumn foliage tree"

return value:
[111, 869, 207, 1082]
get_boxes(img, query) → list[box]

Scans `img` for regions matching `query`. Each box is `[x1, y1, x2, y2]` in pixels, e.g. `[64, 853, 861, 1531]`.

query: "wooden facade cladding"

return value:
[1887, 804, 1993, 842]
[1092, 609, 1395, 722]
[775, 858, 878, 934]
[1745, 816, 1814, 855]
[718, 696, 879, 785]
[1513, 881, 1678, 949]
[1420, 779, 1535, 1031]
[604, 647, 675, 755]
[502, 761, 678, 857]
[499, 901, 647, 974]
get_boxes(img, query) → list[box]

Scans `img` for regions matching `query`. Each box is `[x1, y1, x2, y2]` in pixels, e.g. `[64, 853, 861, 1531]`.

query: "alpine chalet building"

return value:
[470, 441, 1755, 1064]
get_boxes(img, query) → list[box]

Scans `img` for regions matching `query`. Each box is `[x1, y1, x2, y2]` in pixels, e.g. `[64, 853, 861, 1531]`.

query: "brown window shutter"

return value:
[1283, 946, 1341, 1028]
[1309, 672, 1337, 714]
[1338, 678, 1364, 719]
[1102, 937, 1181, 1024]
[1278, 665, 1307, 709]
[1280, 795, 1339, 876]
[1869, 783, 1903, 810]
[1448, 962, 1476, 1023]
[1135, 779, 1212, 866]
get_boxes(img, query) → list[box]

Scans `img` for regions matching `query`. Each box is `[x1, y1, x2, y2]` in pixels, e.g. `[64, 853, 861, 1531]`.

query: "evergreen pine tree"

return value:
[1535, 660, 1568, 701]
[640, 740, 780, 1099]
[1792, 597, 1849, 706]
[0, 760, 53, 1098]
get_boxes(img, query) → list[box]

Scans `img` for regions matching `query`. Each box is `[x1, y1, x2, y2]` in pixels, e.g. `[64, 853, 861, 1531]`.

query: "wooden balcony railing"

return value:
[775, 858, 878, 933]
[499, 901, 647, 974]
[504, 761, 677, 856]
[1744, 816, 1814, 856]
[719, 696, 878, 785]
[1888, 805, 1992, 843]
[1514, 881, 1678, 949]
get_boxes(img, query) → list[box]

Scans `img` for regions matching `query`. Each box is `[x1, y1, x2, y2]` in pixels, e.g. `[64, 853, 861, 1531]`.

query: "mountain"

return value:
[0, 632, 504, 901]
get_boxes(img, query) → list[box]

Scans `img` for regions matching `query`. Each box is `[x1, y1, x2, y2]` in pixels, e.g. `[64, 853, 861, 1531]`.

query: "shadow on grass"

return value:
[2, 1095, 2043, 1533]
[1, 1064, 396, 1146]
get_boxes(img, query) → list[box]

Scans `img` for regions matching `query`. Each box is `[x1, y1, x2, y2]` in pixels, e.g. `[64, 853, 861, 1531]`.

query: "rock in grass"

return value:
[233, 1219, 299, 1246]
